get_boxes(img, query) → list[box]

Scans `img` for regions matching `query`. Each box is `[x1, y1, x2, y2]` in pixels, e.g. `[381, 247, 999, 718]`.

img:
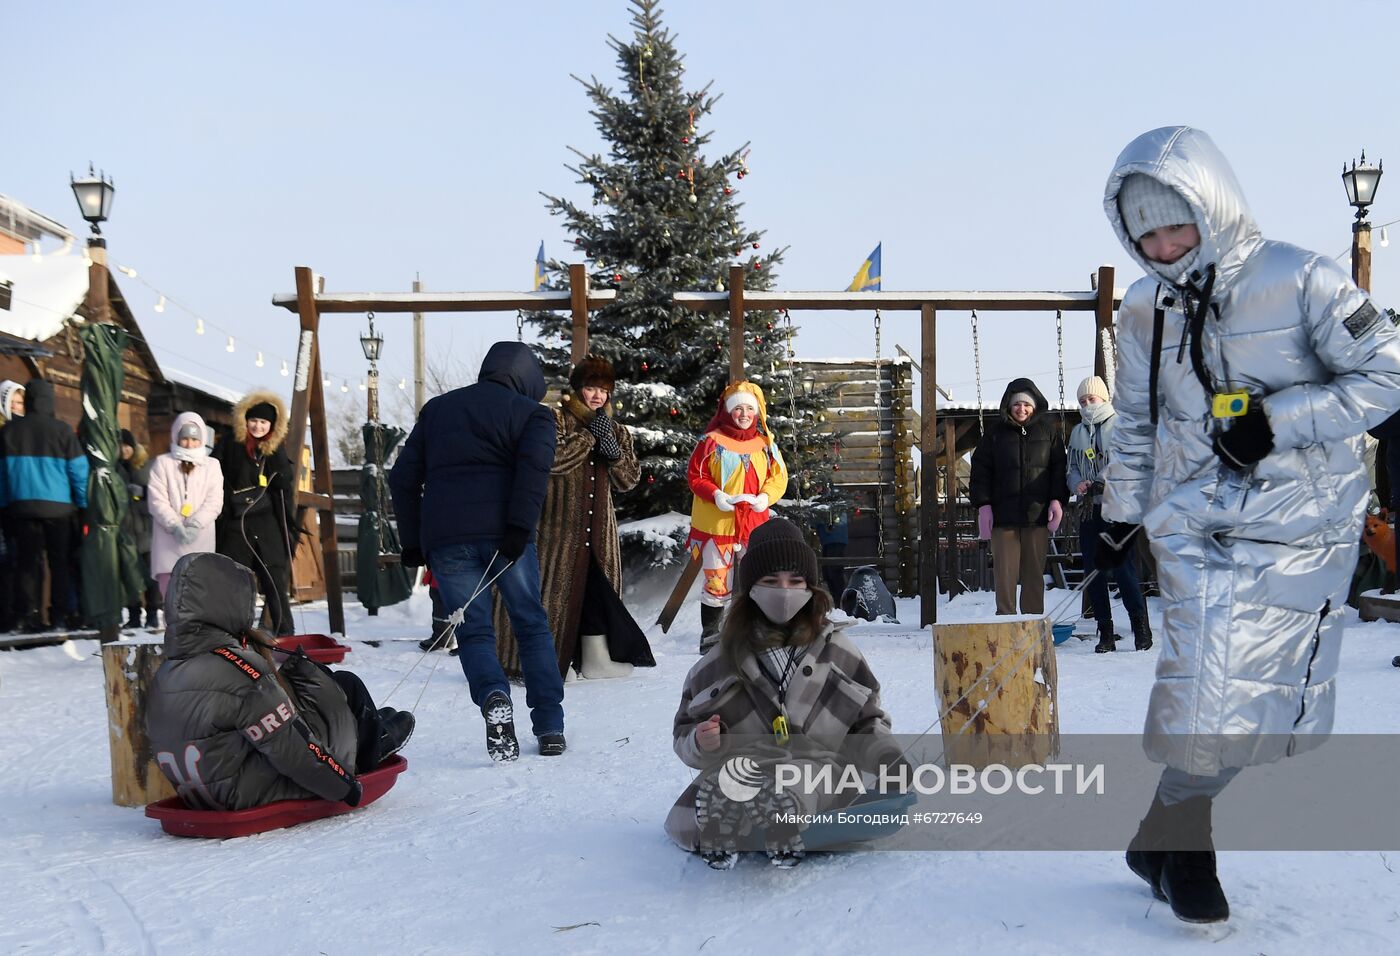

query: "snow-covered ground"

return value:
[2, 579, 1398, 955]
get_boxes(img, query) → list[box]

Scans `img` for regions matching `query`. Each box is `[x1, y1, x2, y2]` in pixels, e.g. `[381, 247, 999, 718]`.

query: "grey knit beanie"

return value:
[737, 517, 820, 596]
[1118, 174, 1194, 242]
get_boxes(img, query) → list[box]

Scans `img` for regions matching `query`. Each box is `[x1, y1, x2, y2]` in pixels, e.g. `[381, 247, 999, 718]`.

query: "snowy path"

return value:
[2, 585, 1398, 955]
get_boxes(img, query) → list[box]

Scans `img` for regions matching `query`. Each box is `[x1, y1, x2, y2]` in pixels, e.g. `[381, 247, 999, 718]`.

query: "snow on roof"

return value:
[0, 252, 89, 342]
[162, 366, 243, 404]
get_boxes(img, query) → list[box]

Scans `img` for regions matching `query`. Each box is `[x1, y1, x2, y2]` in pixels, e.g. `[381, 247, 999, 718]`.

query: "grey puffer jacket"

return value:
[1102, 127, 1400, 775]
[146, 551, 358, 810]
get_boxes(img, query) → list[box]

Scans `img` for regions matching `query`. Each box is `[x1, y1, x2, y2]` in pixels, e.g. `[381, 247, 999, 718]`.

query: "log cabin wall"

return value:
[796, 358, 917, 596]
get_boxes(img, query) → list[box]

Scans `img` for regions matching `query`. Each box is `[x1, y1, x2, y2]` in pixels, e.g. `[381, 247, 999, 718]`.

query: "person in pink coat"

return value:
[148, 412, 224, 597]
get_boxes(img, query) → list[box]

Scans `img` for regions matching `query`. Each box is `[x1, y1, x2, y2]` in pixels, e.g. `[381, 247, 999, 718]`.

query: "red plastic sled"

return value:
[145, 755, 407, 838]
[273, 633, 352, 665]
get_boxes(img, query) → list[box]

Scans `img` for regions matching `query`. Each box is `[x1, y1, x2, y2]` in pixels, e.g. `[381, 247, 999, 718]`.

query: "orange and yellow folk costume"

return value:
[685, 382, 788, 607]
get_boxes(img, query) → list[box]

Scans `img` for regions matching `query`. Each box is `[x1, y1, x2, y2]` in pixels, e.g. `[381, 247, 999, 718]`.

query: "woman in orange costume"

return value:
[686, 381, 788, 652]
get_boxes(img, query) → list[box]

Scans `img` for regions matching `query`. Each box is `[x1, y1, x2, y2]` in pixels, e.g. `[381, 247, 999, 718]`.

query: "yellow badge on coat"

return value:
[258, 473, 268, 487]
[180, 503, 194, 518]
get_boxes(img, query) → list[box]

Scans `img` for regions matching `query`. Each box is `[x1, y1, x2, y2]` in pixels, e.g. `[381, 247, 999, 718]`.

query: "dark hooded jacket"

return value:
[0, 380, 88, 518]
[968, 378, 1068, 528]
[145, 552, 358, 811]
[389, 342, 557, 556]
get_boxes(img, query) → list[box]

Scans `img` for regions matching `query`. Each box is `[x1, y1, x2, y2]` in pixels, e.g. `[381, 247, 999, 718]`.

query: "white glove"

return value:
[172, 524, 197, 546]
[751, 493, 770, 513]
[712, 490, 735, 512]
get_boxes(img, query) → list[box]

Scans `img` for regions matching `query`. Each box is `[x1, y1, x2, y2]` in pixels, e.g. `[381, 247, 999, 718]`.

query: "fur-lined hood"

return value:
[232, 390, 290, 456]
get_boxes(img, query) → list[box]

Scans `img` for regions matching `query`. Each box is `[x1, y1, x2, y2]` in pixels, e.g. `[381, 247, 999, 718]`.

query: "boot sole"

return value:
[483, 698, 520, 762]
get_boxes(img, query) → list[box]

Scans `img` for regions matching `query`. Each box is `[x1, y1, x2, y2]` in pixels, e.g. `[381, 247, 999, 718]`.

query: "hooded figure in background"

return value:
[214, 391, 298, 636]
[389, 341, 565, 762]
[0, 380, 24, 422]
[968, 377, 1067, 616]
[0, 379, 88, 632]
[1097, 126, 1400, 923]
[149, 412, 224, 598]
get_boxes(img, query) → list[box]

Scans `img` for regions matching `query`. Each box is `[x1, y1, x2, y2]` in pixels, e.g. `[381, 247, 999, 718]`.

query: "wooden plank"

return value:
[729, 265, 745, 383]
[569, 264, 589, 365]
[676, 290, 1116, 312]
[1094, 265, 1116, 381]
[271, 290, 619, 313]
[296, 491, 334, 511]
[921, 304, 937, 626]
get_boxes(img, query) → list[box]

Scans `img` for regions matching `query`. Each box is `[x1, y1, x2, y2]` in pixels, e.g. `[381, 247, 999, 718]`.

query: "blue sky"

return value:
[8, 0, 1398, 413]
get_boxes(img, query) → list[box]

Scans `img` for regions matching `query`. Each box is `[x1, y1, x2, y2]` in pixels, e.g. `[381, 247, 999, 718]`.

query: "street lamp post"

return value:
[1343, 151, 1384, 292]
[360, 312, 384, 423]
[71, 163, 116, 325]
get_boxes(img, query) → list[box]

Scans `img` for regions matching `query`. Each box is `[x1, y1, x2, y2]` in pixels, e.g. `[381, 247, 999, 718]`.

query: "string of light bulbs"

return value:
[100, 258, 411, 394]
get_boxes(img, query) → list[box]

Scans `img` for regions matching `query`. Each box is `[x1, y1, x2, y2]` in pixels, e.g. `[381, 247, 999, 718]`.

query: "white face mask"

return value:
[172, 444, 207, 463]
[749, 584, 812, 625]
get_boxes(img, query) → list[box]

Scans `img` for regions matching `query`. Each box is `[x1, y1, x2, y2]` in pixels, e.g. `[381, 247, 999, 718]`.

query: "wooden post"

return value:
[933, 618, 1060, 769]
[1353, 220, 1373, 294]
[287, 267, 345, 635]
[943, 417, 960, 597]
[413, 274, 425, 414]
[102, 637, 177, 807]
[1093, 265, 1115, 382]
[920, 304, 938, 626]
[86, 242, 111, 325]
[728, 264, 745, 382]
[569, 263, 589, 365]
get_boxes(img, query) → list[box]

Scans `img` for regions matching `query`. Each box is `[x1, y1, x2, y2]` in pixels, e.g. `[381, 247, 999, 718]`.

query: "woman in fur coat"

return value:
[495, 356, 653, 680]
[214, 391, 298, 636]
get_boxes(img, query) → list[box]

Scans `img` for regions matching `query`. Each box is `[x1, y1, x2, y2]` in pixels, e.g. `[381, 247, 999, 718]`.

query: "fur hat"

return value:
[1076, 376, 1110, 403]
[119, 428, 136, 448]
[569, 355, 616, 393]
[1007, 391, 1036, 408]
[1118, 173, 1194, 242]
[737, 517, 820, 597]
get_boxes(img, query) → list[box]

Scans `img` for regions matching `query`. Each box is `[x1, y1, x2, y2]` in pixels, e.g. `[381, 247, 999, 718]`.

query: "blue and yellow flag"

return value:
[846, 242, 881, 292]
[533, 241, 546, 291]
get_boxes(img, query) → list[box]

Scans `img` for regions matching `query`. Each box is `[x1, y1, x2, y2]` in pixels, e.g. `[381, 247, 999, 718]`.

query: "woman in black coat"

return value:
[214, 391, 299, 636]
[969, 378, 1068, 615]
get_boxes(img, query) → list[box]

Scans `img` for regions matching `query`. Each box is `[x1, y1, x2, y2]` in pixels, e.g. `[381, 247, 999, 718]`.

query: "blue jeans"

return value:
[429, 541, 564, 737]
[1080, 511, 1146, 625]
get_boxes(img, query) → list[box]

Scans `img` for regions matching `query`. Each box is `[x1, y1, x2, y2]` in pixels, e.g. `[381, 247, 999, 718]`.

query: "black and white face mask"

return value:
[749, 584, 812, 625]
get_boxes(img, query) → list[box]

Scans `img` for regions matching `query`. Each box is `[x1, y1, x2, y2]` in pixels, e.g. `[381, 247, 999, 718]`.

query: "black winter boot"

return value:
[1094, 624, 1117, 653]
[1130, 611, 1154, 651]
[126, 607, 142, 630]
[145, 608, 160, 629]
[699, 603, 723, 653]
[1126, 793, 1229, 923]
[1157, 796, 1229, 923]
[377, 711, 416, 761]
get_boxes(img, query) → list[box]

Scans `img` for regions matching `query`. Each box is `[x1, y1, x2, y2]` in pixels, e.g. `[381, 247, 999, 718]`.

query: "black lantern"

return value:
[1342, 151, 1383, 220]
[360, 312, 383, 362]
[801, 373, 818, 398]
[70, 163, 115, 237]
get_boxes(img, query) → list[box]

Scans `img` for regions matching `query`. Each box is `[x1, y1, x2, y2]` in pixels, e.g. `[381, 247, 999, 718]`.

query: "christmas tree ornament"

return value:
[688, 192, 697, 205]
[614, 273, 623, 282]
[647, 475, 655, 484]
[641, 361, 649, 372]
[723, 186, 733, 195]
[753, 242, 760, 249]
[681, 136, 690, 144]
[669, 407, 679, 416]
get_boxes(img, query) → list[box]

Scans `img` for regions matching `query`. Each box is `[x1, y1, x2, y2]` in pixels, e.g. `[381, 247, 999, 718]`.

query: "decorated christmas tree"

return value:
[531, 0, 838, 547]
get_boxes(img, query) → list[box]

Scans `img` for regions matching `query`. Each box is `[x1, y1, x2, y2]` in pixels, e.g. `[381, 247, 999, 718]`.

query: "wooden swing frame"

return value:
[274, 262, 1120, 633]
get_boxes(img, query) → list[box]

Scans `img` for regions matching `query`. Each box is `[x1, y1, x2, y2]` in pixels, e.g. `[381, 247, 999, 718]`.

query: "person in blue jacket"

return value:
[0, 379, 88, 632]
[389, 342, 564, 762]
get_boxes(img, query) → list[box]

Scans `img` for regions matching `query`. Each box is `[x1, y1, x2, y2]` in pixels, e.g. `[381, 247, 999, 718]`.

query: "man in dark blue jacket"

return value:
[389, 342, 564, 761]
[0, 379, 89, 632]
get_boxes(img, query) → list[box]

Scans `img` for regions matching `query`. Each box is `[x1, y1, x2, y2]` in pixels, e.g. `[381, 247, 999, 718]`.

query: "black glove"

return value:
[1095, 522, 1140, 570]
[400, 546, 425, 569]
[1212, 405, 1274, 471]
[499, 525, 530, 562]
[342, 777, 363, 807]
[587, 412, 623, 461]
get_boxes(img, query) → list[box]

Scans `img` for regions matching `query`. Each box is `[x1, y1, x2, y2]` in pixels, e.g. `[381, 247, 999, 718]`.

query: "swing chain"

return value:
[1056, 309, 1066, 427]
[971, 310, 984, 431]
[873, 308, 882, 363]
[516, 310, 525, 342]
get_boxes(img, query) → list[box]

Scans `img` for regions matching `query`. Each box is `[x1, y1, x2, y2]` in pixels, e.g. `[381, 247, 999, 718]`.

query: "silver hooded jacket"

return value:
[1101, 127, 1400, 775]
